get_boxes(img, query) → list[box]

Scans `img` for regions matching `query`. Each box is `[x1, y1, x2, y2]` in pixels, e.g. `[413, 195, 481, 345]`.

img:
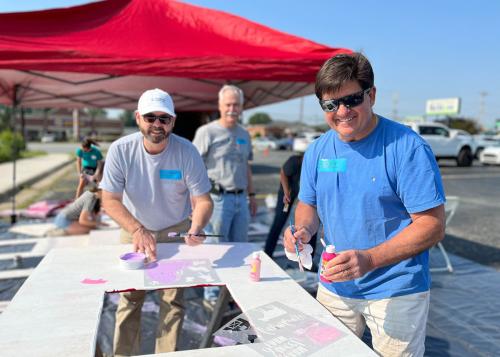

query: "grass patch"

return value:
[19, 150, 47, 159]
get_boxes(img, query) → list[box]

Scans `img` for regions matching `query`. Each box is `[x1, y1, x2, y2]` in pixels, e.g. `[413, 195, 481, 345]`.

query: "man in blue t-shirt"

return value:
[284, 53, 445, 356]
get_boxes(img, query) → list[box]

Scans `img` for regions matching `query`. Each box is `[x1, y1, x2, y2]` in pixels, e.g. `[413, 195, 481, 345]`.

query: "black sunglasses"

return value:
[319, 88, 372, 113]
[142, 113, 174, 125]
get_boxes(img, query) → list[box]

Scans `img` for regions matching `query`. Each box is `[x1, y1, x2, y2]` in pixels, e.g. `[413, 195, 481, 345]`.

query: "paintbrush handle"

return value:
[289, 221, 304, 272]
[168, 231, 224, 238]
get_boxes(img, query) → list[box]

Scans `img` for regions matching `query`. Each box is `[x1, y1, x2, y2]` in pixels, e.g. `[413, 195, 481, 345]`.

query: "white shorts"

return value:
[317, 284, 430, 357]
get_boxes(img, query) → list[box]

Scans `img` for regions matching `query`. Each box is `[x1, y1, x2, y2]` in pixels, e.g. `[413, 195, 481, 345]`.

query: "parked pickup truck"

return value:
[405, 122, 476, 167]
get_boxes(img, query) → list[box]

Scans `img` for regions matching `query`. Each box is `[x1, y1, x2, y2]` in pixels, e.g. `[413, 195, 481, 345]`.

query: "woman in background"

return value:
[75, 137, 104, 198]
[47, 187, 107, 236]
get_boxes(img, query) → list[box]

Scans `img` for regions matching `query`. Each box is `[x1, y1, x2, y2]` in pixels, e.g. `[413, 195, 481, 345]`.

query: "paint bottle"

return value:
[250, 252, 261, 282]
[320, 245, 337, 283]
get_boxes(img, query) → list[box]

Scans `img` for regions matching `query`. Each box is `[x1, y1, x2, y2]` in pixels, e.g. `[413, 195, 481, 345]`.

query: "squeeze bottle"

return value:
[250, 252, 261, 282]
[320, 245, 337, 283]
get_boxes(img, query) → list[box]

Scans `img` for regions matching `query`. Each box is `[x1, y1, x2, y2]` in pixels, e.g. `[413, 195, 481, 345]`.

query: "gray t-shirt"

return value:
[192, 121, 253, 191]
[100, 132, 211, 231]
[61, 191, 97, 221]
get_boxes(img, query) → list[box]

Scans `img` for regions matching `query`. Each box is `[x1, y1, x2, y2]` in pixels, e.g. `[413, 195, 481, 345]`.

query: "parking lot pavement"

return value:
[439, 162, 500, 269]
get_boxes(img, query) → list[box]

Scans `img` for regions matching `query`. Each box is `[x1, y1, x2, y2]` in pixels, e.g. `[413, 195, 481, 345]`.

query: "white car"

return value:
[474, 134, 500, 158]
[40, 133, 56, 143]
[479, 143, 500, 165]
[293, 132, 322, 153]
[252, 136, 277, 150]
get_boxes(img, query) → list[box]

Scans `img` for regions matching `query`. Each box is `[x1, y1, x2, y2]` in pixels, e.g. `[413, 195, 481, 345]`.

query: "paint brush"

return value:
[167, 232, 223, 238]
[289, 220, 304, 272]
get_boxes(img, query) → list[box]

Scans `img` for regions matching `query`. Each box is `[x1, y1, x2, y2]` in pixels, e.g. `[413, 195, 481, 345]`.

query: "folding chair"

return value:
[430, 196, 459, 273]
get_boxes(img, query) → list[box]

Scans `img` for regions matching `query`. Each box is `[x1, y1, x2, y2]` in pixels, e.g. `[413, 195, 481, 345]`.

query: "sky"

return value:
[2, 0, 499, 129]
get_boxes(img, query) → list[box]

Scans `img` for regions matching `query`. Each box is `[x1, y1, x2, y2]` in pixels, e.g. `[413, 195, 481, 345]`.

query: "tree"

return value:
[0, 129, 25, 163]
[436, 117, 481, 134]
[120, 110, 136, 127]
[0, 105, 11, 131]
[248, 112, 272, 125]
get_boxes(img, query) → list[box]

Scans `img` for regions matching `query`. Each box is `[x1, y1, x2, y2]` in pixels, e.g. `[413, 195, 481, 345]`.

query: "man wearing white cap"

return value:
[100, 88, 213, 355]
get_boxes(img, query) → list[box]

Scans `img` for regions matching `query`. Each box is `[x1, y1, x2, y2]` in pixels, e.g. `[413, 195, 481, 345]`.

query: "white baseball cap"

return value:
[137, 88, 176, 117]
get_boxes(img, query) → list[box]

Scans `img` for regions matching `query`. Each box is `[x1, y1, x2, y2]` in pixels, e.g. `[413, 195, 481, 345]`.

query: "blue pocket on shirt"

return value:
[236, 138, 247, 145]
[318, 158, 347, 172]
[160, 170, 182, 180]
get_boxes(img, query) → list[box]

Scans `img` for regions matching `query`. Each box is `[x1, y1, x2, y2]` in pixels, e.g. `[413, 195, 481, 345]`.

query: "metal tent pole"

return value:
[10, 85, 19, 225]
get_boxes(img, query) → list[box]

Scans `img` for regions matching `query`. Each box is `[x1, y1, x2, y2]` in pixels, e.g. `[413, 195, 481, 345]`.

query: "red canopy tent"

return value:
[0, 0, 350, 111]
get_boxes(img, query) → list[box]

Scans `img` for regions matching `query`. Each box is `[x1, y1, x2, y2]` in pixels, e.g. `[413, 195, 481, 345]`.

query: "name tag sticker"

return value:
[236, 138, 247, 145]
[318, 158, 347, 172]
[160, 170, 182, 180]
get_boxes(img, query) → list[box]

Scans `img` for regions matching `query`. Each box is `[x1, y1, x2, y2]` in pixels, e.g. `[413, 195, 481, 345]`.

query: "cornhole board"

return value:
[0, 242, 376, 356]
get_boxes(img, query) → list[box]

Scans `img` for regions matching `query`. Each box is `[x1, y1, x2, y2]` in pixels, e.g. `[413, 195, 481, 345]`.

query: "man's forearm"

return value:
[190, 195, 213, 231]
[294, 201, 320, 235]
[280, 169, 290, 194]
[103, 198, 142, 233]
[246, 163, 255, 194]
[368, 205, 445, 270]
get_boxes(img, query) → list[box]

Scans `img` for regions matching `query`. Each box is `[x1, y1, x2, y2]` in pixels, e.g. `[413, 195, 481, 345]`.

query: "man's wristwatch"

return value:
[248, 192, 256, 197]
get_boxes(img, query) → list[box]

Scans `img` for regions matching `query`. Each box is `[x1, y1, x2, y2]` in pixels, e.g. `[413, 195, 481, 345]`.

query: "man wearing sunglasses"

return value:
[100, 88, 213, 355]
[284, 53, 445, 356]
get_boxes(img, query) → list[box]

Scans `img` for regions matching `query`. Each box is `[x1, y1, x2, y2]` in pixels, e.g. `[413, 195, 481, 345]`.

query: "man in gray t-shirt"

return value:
[100, 88, 213, 355]
[193, 84, 256, 243]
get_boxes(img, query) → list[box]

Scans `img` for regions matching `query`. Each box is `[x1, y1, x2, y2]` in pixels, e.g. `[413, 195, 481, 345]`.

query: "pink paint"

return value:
[320, 245, 337, 283]
[81, 278, 107, 284]
[145, 260, 191, 284]
[303, 324, 343, 344]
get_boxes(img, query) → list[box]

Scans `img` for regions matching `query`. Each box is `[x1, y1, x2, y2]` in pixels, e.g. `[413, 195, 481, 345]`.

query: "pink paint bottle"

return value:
[250, 252, 261, 282]
[320, 245, 337, 283]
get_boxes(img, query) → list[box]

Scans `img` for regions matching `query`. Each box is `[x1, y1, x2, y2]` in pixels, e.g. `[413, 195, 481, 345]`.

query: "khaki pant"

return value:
[317, 284, 430, 357]
[113, 219, 191, 356]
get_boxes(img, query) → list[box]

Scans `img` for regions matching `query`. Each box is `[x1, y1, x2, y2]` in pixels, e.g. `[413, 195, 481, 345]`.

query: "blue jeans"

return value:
[205, 192, 250, 242]
[204, 192, 249, 301]
[54, 212, 72, 229]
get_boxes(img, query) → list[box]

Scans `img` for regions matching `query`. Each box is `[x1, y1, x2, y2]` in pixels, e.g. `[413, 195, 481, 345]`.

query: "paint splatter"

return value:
[296, 322, 343, 344]
[144, 259, 221, 287]
[81, 278, 107, 285]
[145, 260, 192, 285]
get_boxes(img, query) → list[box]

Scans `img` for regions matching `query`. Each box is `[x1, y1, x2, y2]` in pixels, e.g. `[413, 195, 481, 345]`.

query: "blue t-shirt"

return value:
[299, 116, 445, 299]
[76, 146, 103, 169]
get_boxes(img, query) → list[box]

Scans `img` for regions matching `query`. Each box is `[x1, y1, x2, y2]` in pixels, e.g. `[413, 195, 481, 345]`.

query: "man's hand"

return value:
[321, 250, 374, 282]
[283, 225, 311, 253]
[132, 227, 157, 261]
[184, 227, 206, 246]
[283, 191, 291, 205]
[249, 196, 257, 216]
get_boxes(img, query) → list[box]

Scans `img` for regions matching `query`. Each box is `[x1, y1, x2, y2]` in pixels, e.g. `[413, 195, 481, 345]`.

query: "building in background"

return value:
[13, 108, 123, 141]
